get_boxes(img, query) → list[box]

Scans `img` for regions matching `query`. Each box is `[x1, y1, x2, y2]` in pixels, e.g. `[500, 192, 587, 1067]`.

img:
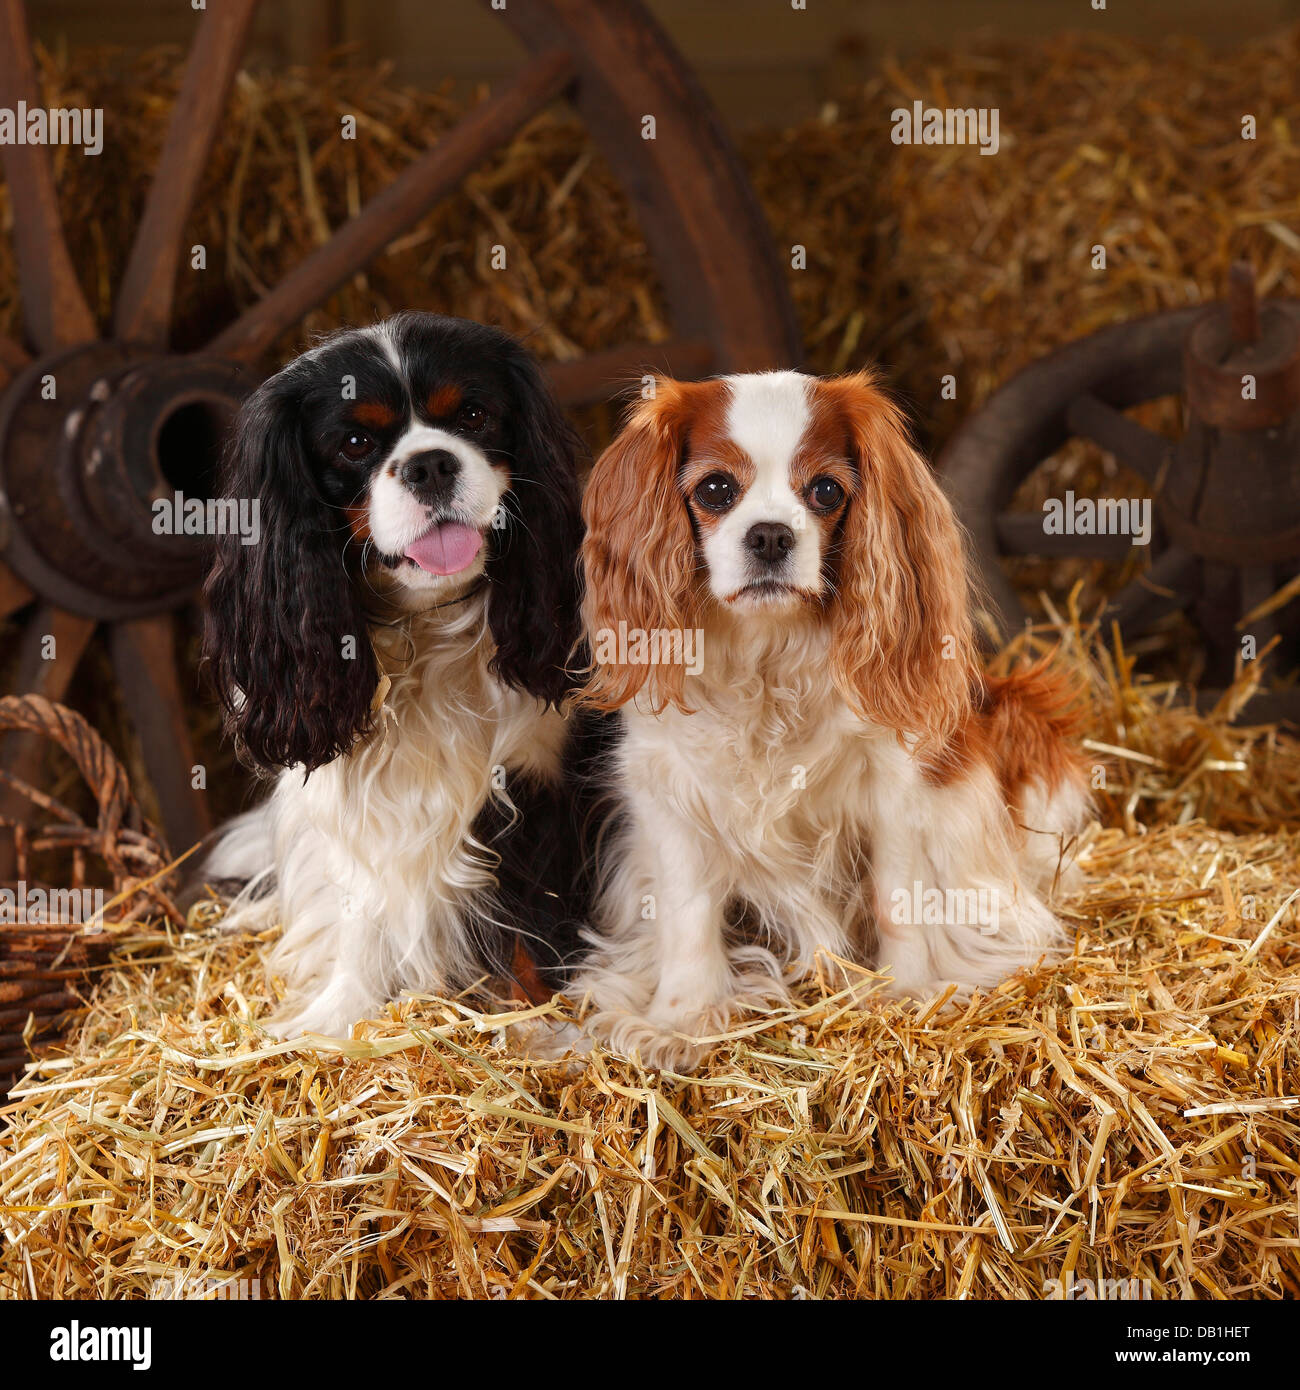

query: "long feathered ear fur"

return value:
[580, 380, 701, 712]
[485, 348, 584, 707]
[818, 370, 979, 754]
[203, 377, 378, 773]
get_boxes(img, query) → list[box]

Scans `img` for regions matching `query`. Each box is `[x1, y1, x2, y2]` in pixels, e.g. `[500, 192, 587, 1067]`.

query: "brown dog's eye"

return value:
[694, 473, 738, 513]
[458, 403, 488, 433]
[807, 476, 845, 511]
[340, 431, 374, 461]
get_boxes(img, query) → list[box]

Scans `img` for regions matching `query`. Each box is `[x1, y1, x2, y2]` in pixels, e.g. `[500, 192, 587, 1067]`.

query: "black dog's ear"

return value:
[486, 349, 585, 706]
[203, 378, 378, 772]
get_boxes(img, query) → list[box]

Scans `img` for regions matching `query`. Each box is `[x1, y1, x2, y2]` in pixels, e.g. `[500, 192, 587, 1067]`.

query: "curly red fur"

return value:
[814, 370, 981, 755]
[579, 380, 715, 712]
[927, 657, 1090, 805]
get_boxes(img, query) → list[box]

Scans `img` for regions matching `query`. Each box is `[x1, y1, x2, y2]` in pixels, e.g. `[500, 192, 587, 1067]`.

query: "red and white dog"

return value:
[577, 369, 1088, 1067]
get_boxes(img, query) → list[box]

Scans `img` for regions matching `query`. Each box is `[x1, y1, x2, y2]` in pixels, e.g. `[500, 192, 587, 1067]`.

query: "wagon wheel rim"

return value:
[0, 0, 260, 860]
[941, 282, 1300, 723]
[0, 0, 800, 857]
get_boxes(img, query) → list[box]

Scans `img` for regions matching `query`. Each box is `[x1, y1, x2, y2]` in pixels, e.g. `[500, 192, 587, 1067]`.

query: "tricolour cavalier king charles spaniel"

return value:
[576, 368, 1089, 1067]
[202, 313, 587, 1038]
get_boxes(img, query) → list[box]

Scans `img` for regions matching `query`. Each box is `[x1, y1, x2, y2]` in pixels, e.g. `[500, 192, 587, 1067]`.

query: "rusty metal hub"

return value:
[1185, 263, 1300, 430]
[1158, 267, 1300, 582]
[0, 349, 246, 620]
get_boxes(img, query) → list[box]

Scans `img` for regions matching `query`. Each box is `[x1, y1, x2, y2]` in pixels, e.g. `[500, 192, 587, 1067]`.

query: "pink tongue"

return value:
[404, 522, 483, 575]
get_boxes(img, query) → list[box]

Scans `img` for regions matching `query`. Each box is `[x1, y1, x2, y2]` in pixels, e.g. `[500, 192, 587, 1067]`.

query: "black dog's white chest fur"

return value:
[209, 595, 579, 1036]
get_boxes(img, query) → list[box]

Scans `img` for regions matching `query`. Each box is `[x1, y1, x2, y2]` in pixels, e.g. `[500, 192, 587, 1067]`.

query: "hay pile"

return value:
[1, 621, 1297, 1301]
[749, 26, 1300, 418]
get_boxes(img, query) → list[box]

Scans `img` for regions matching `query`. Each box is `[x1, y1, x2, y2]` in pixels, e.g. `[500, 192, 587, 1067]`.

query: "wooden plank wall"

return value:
[27, 0, 1300, 127]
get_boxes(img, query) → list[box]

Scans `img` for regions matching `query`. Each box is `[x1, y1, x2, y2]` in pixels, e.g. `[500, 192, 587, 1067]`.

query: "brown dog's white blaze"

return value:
[580, 368, 978, 744]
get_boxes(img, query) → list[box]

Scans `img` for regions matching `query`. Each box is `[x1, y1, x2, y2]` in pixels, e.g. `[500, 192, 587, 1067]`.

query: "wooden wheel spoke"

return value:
[5, 605, 95, 703]
[0, 334, 30, 391]
[108, 614, 211, 854]
[0, 0, 96, 351]
[114, 0, 260, 348]
[207, 47, 576, 364]
[1063, 394, 1172, 487]
[546, 337, 714, 407]
[0, 563, 34, 621]
[1105, 546, 1199, 632]
[496, 0, 801, 372]
[995, 512, 1139, 560]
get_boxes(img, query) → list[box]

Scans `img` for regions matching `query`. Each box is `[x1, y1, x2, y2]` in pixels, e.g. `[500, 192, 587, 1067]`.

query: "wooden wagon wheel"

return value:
[0, 0, 801, 857]
[942, 262, 1300, 722]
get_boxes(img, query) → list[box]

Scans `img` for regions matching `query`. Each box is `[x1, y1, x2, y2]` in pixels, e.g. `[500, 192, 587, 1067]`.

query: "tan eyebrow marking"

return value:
[427, 384, 463, 417]
[353, 401, 397, 428]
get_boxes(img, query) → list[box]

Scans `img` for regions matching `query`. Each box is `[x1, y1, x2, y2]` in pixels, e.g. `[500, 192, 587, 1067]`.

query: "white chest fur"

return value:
[580, 618, 1082, 1067]
[616, 622, 879, 939]
[215, 595, 564, 1037]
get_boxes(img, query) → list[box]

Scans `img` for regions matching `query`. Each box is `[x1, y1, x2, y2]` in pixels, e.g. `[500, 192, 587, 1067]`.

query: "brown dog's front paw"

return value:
[589, 1005, 728, 1071]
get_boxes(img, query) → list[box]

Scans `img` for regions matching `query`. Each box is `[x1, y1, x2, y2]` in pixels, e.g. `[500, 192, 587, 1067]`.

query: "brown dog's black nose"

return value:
[400, 449, 459, 502]
[745, 521, 795, 565]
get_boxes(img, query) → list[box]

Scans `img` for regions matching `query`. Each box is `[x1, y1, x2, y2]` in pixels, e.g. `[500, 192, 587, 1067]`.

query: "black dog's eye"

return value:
[458, 403, 488, 433]
[807, 476, 845, 511]
[693, 473, 738, 513]
[340, 431, 374, 462]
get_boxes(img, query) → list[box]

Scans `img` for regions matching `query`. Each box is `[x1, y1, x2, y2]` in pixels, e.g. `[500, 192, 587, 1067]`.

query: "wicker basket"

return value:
[0, 695, 181, 1100]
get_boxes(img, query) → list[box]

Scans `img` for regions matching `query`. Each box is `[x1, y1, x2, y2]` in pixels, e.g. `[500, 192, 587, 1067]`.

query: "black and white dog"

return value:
[202, 313, 589, 1037]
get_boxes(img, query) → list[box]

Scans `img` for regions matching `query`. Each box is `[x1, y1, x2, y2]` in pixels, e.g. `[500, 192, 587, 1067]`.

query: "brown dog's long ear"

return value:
[818, 371, 978, 754]
[580, 380, 702, 712]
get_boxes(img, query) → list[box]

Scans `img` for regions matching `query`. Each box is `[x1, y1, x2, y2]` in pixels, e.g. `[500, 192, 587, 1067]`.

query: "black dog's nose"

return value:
[744, 521, 795, 564]
[400, 449, 459, 497]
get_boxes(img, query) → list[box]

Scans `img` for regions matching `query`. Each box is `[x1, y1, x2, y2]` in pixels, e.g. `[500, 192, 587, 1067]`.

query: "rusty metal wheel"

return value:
[941, 263, 1300, 722]
[0, 0, 801, 855]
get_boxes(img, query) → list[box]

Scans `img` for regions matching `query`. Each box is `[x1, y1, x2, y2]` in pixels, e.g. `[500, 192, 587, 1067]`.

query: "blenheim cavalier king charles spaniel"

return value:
[576, 369, 1089, 1067]
[202, 314, 587, 1038]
